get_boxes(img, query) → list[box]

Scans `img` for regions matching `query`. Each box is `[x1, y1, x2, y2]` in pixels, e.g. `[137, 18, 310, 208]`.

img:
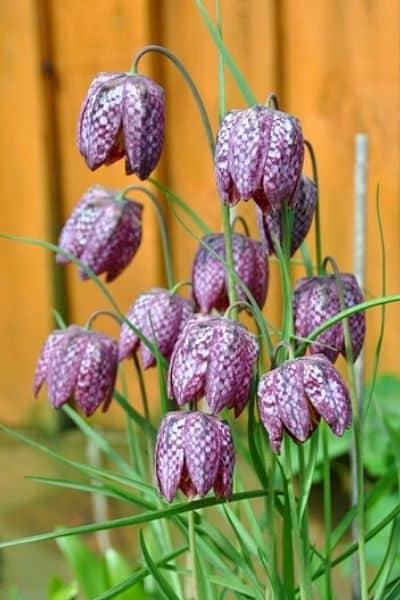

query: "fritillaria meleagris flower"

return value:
[215, 105, 304, 212]
[293, 273, 365, 363]
[192, 233, 268, 313]
[78, 72, 164, 179]
[34, 325, 118, 417]
[56, 185, 143, 282]
[168, 316, 258, 416]
[257, 175, 317, 256]
[258, 355, 351, 454]
[155, 411, 234, 502]
[119, 289, 194, 369]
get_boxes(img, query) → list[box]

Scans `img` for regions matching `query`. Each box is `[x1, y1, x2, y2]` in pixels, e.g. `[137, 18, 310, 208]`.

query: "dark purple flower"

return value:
[215, 105, 304, 212]
[293, 273, 365, 363]
[258, 355, 351, 453]
[155, 411, 234, 502]
[119, 289, 194, 369]
[257, 175, 317, 256]
[78, 72, 164, 179]
[56, 185, 142, 282]
[168, 316, 258, 416]
[34, 325, 118, 416]
[192, 233, 268, 313]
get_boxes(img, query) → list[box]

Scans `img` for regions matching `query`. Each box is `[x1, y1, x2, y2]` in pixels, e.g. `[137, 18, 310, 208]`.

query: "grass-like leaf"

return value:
[113, 389, 157, 438]
[139, 531, 180, 600]
[370, 518, 400, 599]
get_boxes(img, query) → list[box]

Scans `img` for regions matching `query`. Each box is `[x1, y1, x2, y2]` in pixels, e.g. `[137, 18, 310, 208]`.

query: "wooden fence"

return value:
[0, 0, 399, 426]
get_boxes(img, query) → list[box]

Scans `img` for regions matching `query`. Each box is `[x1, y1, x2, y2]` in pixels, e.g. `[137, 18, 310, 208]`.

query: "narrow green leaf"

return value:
[104, 548, 145, 600]
[195, 0, 257, 105]
[207, 575, 258, 598]
[371, 518, 400, 599]
[139, 531, 180, 600]
[47, 577, 78, 600]
[382, 577, 400, 600]
[298, 433, 319, 521]
[113, 389, 157, 438]
[300, 241, 314, 277]
[57, 535, 109, 598]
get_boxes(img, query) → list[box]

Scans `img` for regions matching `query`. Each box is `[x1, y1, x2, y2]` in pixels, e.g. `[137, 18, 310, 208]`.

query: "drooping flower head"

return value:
[257, 175, 317, 256]
[57, 185, 142, 282]
[293, 273, 365, 363]
[258, 355, 351, 453]
[119, 289, 194, 369]
[168, 316, 258, 416]
[78, 72, 164, 179]
[192, 233, 268, 313]
[215, 105, 304, 212]
[34, 325, 118, 416]
[155, 411, 234, 502]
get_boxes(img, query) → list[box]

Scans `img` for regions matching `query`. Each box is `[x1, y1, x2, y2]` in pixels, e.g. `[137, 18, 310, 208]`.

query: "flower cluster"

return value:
[34, 53, 366, 508]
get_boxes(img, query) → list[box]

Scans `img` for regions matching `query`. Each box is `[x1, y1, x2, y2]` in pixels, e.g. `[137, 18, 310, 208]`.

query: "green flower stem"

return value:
[85, 309, 121, 330]
[188, 510, 201, 600]
[132, 45, 215, 158]
[266, 449, 279, 596]
[304, 140, 322, 274]
[131, 354, 153, 477]
[284, 437, 313, 600]
[322, 424, 334, 600]
[323, 256, 368, 599]
[120, 184, 175, 289]
[170, 280, 192, 295]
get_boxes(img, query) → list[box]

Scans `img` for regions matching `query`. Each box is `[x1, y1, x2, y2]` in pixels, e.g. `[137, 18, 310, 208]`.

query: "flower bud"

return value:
[155, 411, 234, 502]
[215, 105, 304, 212]
[258, 355, 351, 453]
[34, 326, 118, 416]
[57, 185, 142, 282]
[168, 316, 258, 416]
[293, 273, 365, 363]
[78, 72, 164, 179]
[192, 233, 268, 313]
[119, 288, 194, 369]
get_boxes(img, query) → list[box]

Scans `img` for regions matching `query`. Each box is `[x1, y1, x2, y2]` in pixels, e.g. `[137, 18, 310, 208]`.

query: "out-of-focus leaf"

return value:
[47, 577, 78, 600]
[140, 531, 180, 600]
[104, 548, 145, 600]
[57, 535, 108, 598]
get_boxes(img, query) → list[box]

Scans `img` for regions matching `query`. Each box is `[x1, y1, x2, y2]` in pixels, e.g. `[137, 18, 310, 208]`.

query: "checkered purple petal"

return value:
[155, 412, 186, 502]
[258, 372, 284, 453]
[183, 413, 221, 497]
[33, 330, 65, 396]
[213, 419, 235, 499]
[215, 110, 242, 205]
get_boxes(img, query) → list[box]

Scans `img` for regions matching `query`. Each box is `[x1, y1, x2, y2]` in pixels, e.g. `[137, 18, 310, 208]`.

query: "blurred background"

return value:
[0, 1, 399, 596]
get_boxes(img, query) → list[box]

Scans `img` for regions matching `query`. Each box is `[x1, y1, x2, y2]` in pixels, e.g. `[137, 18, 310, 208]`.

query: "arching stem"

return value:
[120, 185, 175, 289]
[304, 139, 322, 275]
[85, 310, 122, 330]
[132, 45, 215, 158]
[231, 215, 251, 237]
[170, 280, 192, 295]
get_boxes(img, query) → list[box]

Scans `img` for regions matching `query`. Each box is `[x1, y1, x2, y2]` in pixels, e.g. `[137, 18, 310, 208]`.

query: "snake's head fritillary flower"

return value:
[168, 316, 258, 416]
[192, 233, 268, 313]
[78, 72, 164, 179]
[293, 273, 365, 363]
[257, 175, 317, 256]
[119, 289, 194, 369]
[215, 105, 304, 212]
[56, 185, 142, 282]
[34, 325, 118, 416]
[258, 355, 351, 454]
[155, 411, 234, 502]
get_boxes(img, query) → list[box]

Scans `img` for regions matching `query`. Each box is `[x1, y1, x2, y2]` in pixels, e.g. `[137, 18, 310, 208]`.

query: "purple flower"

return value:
[56, 185, 142, 282]
[215, 105, 304, 212]
[34, 325, 118, 416]
[293, 273, 365, 363]
[155, 411, 234, 502]
[119, 289, 194, 369]
[258, 355, 352, 453]
[257, 175, 317, 256]
[192, 233, 268, 313]
[168, 316, 258, 416]
[78, 72, 164, 179]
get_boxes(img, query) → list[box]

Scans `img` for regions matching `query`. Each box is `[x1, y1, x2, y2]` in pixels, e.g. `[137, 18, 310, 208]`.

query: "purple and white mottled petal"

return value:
[273, 360, 314, 443]
[33, 331, 64, 396]
[232, 332, 259, 417]
[303, 356, 352, 435]
[258, 372, 284, 454]
[46, 327, 88, 409]
[192, 235, 227, 313]
[123, 75, 164, 179]
[213, 419, 235, 499]
[104, 201, 143, 282]
[184, 413, 221, 497]
[100, 337, 119, 413]
[249, 239, 268, 308]
[155, 412, 186, 502]
[79, 202, 122, 278]
[215, 110, 242, 205]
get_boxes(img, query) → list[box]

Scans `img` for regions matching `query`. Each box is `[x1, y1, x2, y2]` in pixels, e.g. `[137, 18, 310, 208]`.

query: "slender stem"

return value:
[266, 449, 279, 595]
[188, 510, 200, 600]
[170, 280, 192, 295]
[131, 353, 153, 476]
[85, 309, 122, 330]
[323, 256, 368, 599]
[231, 215, 251, 237]
[284, 437, 313, 599]
[121, 185, 175, 289]
[132, 45, 215, 158]
[322, 424, 334, 599]
[304, 139, 322, 275]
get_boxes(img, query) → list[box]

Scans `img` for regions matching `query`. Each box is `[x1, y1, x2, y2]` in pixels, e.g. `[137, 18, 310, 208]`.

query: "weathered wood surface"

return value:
[0, 0, 398, 425]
